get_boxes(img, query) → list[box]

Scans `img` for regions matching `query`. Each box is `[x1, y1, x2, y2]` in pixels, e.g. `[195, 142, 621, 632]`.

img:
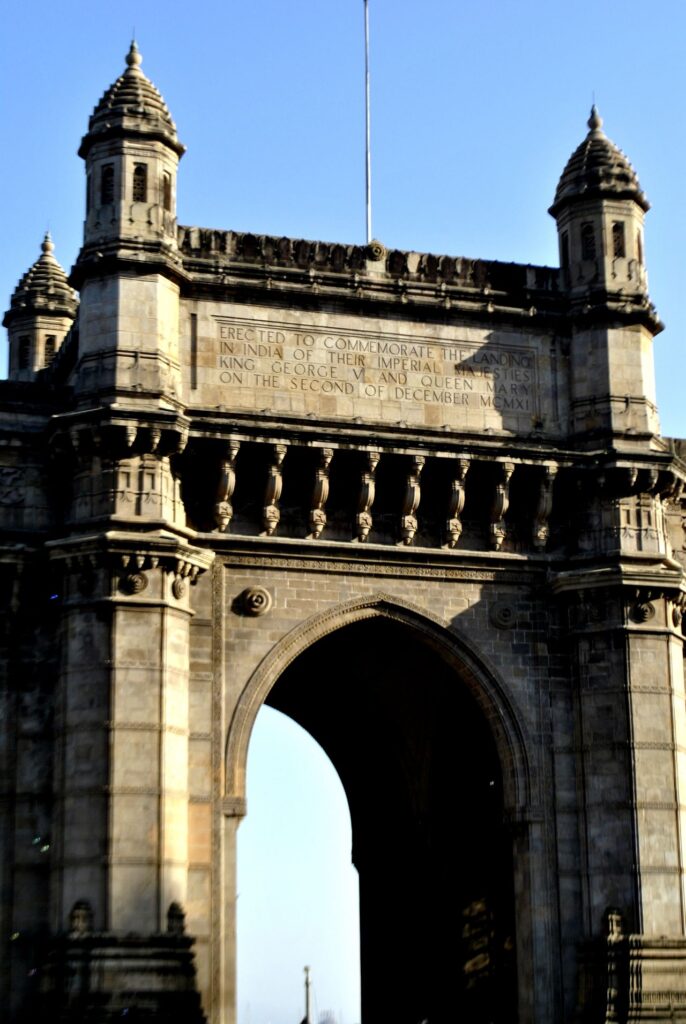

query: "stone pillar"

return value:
[554, 560, 686, 1019]
[43, 538, 212, 1020]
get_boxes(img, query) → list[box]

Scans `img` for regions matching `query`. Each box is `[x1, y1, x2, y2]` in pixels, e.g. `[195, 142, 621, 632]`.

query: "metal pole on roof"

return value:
[364, 0, 372, 244]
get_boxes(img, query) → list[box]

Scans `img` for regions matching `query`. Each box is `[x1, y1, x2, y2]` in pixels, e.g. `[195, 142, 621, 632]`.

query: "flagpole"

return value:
[364, 0, 372, 244]
[304, 965, 311, 1024]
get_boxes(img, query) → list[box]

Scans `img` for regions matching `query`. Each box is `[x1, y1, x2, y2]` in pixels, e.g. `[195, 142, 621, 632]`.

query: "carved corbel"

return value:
[445, 458, 470, 548]
[355, 451, 380, 542]
[400, 456, 425, 545]
[214, 440, 240, 533]
[532, 465, 558, 551]
[262, 444, 287, 536]
[309, 448, 334, 539]
[490, 461, 515, 551]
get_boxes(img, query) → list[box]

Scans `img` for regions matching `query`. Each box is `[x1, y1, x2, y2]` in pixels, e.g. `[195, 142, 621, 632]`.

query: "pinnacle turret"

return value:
[4, 233, 77, 326]
[550, 107, 648, 217]
[78, 42, 184, 159]
[3, 234, 78, 379]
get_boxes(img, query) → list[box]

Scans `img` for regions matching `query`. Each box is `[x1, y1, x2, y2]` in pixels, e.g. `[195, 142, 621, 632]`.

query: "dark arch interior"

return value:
[266, 617, 517, 1023]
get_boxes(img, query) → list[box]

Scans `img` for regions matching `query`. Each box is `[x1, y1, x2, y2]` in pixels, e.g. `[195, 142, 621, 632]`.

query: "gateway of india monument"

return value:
[3, 42, 686, 1024]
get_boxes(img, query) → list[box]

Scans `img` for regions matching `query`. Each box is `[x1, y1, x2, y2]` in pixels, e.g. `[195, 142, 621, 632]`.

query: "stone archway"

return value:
[226, 595, 533, 1023]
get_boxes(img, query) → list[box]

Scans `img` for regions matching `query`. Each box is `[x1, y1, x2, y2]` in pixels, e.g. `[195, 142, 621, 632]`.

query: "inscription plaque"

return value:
[193, 314, 546, 431]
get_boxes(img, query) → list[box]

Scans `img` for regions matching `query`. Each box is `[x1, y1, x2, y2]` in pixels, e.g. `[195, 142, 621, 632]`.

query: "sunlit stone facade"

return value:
[3, 44, 686, 1024]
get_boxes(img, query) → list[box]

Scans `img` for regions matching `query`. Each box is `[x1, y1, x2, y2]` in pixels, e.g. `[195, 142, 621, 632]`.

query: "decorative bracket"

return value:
[532, 465, 558, 551]
[400, 456, 425, 545]
[262, 444, 287, 536]
[490, 462, 515, 551]
[309, 448, 334, 539]
[445, 458, 470, 548]
[214, 440, 240, 533]
[355, 451, 380, 543]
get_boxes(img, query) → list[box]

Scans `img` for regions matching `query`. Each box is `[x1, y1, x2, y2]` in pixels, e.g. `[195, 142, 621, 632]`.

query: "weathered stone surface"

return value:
[2, 46, 686, 1024]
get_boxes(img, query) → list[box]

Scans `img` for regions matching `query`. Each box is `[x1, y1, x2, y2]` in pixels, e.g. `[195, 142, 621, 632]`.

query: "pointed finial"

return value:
[126, 40, 142, 68]
[588, 105, 603, 133]
[41, 231, 55, 255]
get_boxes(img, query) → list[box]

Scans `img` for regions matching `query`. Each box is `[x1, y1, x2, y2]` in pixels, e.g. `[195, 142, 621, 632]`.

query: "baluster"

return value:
[309, 448, 334, 539]
[214, 440, 240, 532]
[490, 461, 515, 551]
[532, 465, 557, 550]
[400, 456, 425, 545]
[445, 458, 470, 548]
[356, 451, 380, 542]
[262, 443, 287, 536]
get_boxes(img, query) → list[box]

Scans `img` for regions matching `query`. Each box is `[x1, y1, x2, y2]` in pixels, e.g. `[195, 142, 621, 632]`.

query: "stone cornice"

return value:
[177, 225, 564, 326]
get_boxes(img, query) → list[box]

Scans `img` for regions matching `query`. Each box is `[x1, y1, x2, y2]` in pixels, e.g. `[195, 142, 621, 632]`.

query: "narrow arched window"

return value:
[133, 164, 148, 203]
[637, 230, 644, 266]
[18, 336, 30, 370]
[86, 173, 92, 214]
[560, 231, 570, 270]
[612, 222, 625, 259]
[581, 223, 596, 260]
[100, 164, 114, 205]
[44, 335, 56, 366]
[162, 171, 172, 212]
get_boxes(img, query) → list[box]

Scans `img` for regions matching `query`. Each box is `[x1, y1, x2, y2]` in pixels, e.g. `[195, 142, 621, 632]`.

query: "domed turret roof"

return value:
[78, 42, 185, 158]
[3, 234, 78, 327]
[550, 107, 649, 216]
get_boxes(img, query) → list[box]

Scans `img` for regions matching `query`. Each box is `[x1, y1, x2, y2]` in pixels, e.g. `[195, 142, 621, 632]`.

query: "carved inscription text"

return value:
[212, 318, 539, 427]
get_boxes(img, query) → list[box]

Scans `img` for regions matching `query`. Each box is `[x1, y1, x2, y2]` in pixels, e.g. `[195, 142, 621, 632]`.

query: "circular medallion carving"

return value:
[630, 601, 655, 624]
[172, 577, 186, 600]
[490, 600, 516, 630]
[367, 239, 386, 262]
[238, 586, 273, 617]
[120, 572, 148, 595]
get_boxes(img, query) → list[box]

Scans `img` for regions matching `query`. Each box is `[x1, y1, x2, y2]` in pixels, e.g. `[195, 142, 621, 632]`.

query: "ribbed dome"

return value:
[550, 107, 649, 216]
[3, 234, 78, 326]
[79, 42, 184, 158]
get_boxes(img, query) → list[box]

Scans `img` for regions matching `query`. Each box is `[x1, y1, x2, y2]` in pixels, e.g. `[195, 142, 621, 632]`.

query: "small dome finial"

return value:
[588, 105, 603, 133]
[126, 40, 142, 68]
[42, 232, 54, 255]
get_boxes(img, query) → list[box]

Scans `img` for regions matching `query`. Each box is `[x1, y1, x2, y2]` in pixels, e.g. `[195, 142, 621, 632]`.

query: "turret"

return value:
[550, 106, 650, 300]
[550, 108, 661, 437]
[71, 44, 186, 407]
[77, 41, 184, 258]
[3, 233, 78, 381]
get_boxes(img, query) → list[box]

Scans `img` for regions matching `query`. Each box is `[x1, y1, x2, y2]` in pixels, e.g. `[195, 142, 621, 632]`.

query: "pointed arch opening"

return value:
[230, 597, 529, 1023]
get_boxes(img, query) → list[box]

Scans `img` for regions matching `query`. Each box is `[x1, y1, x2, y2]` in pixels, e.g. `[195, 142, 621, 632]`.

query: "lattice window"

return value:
[581, 223, 596, 260]
[18, 336, 30, 370]
[44, 335, 56, 366]
[162, 171, 172, 212]
[133, 164, 148, 203]
[612, 222, 626, 259]
[100, 164, 114, 205]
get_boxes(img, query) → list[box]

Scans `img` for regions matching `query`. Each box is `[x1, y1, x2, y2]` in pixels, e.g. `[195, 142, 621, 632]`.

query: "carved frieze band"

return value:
[47, 542, 214, 602]
[51, 417, 190, 460]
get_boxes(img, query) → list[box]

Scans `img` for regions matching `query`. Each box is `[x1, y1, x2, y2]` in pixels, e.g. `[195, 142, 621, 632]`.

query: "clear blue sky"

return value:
[2, 3, 686, 1022]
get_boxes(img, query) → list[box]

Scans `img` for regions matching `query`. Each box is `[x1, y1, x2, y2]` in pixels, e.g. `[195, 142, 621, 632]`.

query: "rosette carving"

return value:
[238, 586, 273, 617]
